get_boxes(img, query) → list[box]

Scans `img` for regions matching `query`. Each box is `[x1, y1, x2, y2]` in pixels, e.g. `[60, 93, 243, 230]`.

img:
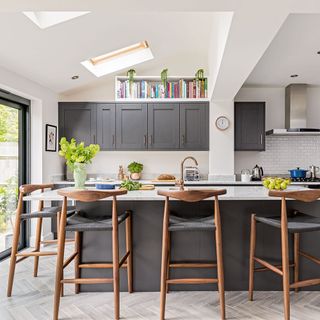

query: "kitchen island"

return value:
[25, 186, 320, 292]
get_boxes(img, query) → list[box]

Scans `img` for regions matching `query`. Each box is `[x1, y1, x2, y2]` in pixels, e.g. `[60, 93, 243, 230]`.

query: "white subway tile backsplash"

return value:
[235, 136, 320, 174]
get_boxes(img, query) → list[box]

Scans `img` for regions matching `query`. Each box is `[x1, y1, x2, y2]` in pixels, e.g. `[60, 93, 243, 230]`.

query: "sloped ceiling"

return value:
[0, 12, 217, 93]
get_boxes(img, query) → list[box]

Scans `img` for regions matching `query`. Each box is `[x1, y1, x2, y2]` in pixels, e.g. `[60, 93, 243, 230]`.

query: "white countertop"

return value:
[52, 180, 320, 186]
[24, 185, 309, 202]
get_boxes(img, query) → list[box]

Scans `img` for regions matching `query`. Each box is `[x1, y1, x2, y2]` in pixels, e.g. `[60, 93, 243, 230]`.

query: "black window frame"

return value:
[0, 93, 30, 260]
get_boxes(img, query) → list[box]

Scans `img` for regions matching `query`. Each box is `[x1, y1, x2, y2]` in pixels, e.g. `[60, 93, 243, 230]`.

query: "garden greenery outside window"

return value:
[0, 104, 19, 252]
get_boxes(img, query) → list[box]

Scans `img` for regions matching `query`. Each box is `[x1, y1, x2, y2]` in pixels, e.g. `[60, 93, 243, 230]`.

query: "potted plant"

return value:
[59, 137, 100, 189]
[127, 161, 143, 180]
[195, 68, 205, 80]
[161, 68, 168, 89]
[127, 69, 136, 95]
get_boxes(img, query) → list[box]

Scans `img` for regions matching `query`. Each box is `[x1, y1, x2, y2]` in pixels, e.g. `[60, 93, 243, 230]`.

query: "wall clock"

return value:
[215, 116, 230, 131]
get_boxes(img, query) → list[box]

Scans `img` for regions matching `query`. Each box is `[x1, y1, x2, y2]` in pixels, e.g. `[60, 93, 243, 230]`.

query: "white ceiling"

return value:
[0, 12, 216, 93]
[245, 14, 320, 87]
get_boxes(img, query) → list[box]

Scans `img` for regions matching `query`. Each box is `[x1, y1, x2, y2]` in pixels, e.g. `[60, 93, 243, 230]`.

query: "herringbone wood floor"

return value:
[1, 245, 320, 319]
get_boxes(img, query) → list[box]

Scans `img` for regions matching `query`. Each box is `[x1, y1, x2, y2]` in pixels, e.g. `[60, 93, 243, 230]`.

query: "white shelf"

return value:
[115, 75, 209, 101]
[115, 98, 210, 102]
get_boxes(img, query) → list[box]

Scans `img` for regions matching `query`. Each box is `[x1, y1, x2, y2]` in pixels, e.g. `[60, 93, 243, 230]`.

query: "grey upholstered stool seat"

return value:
[20, 206, 76, 219]
[65, 210, 131, 232]
[169, 213, 215, 231]
[255, 212, 320, 233]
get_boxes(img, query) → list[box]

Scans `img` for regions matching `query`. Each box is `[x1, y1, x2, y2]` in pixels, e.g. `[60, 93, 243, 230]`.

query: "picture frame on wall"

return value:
[45, 124, 57, 152]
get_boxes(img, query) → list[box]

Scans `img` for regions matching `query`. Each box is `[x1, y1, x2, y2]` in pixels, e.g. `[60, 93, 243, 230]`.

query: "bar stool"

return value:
[7, 183, 76, 297]
[249, 189, 320, 320]
[158, 189, 227, 320]
[53, 189, 133, 320]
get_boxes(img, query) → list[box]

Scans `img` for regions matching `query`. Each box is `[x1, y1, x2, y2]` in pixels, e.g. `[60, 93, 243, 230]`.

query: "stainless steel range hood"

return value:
[266, 84, 320, 135]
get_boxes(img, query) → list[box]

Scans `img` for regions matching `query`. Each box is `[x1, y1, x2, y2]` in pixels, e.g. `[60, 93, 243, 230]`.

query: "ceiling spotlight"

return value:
[290, 74, 298, 78]
[71, 75, 79, 80]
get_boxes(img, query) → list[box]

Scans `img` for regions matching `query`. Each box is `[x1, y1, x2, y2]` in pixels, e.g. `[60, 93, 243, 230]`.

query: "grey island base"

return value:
[24, 186, 320, 292]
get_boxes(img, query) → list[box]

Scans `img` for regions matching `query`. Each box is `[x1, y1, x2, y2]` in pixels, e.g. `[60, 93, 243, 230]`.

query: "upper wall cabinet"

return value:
[97, 103, 116, 150]
[59, 102, 209, 151]
[59, 102, 97, 145]
[116, 103, 148, 150]
[148, 103, 180, 150]
[180, 103, 209, 150]
[234, 102, 265, 151]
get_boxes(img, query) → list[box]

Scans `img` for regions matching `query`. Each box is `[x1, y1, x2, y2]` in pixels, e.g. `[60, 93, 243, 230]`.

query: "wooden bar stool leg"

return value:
[294, 233, 300, 293]
[160, 198, 170, 320]
[7, 193, 23, 297]
[74, 231, 81, 294]
[33, 217, 43, 277]
[281, 198, 290, 320]
[249, 214, 257, 301]
[125, 212, 133, 293]
[112, 197, 120, 320]
[53, 200, 67, 320]
[56, 213, 64, 297]
[215, 197, 225, 320]
[166, 231, 171, 294]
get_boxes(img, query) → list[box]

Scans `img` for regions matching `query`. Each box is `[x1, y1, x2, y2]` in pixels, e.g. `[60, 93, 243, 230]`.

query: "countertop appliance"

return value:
[241, 169, 252, 182]
[184, 166, 200, 181]
[310, 165, 319, 179]
[252, 165, 264, 181]
[266, 84, 320, 136]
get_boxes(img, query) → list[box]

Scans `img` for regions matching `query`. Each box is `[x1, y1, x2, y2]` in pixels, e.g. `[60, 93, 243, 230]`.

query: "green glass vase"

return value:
[73, 163, 87, 189]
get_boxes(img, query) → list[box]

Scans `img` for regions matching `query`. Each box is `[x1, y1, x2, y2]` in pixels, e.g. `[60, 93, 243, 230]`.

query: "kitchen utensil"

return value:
[252, 165, 264, 181]
[289, 167, 308, 179]
[241, 169, 252, 182]
[309, 165, 320, 179]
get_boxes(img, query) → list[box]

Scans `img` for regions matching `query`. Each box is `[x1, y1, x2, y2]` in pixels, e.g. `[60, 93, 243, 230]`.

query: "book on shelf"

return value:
[116, 78, 207, 99]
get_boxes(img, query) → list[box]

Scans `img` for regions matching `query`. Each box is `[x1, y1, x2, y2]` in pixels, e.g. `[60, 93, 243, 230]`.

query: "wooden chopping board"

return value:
[151, 179, 176, 183]
[139, 184, 155, 190]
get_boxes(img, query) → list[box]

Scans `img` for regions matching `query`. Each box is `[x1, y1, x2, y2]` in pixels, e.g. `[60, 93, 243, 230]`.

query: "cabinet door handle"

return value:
[93, 134, 96, 144]
[260, 134, 263, 145]
[112, 135, 115, 146]
[144, 135, 147, 146]
[149, 135, 153, 145]
[182, 134, 185, 145]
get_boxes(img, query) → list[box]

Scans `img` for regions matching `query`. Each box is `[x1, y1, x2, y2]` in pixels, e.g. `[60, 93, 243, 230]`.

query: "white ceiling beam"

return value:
[211, 2, 290, 100]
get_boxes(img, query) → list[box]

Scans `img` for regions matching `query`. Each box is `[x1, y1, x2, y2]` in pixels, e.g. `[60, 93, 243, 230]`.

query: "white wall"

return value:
[235, 86, 320, 174]
[209, 100, 235, 180]
[0, 65, 61, 242]
[87, 151, 208, 179]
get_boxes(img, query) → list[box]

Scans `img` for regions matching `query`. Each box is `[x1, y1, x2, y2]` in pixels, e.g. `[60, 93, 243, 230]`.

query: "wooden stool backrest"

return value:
[19, 183, 54, 195]
[57, 189, 127, 202]
[18, 184, 54, 214]
[269, 189, 320, 202]
[157, 189, 226, 202]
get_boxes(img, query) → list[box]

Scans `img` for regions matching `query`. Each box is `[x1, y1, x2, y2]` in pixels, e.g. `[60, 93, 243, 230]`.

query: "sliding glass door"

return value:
[0, 98, 27, 259]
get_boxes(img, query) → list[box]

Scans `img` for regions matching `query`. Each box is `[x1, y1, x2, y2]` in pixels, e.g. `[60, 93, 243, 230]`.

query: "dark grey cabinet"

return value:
[59, 102, 96, 145]
[116, 103, 148, 150]
[59, 101, 209, 151]
[148, 103, 180, 150]
[97, 103, 116, 150]
[235, 102, 265, 151]
[180, 103, 209, 150]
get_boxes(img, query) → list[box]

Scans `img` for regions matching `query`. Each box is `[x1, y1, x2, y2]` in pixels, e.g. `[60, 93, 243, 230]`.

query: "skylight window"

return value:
[81, 41, 154, 77]
[23, 11, 90, 29]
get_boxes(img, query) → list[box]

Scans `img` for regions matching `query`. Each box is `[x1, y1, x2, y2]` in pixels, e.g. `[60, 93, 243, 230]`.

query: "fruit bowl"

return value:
[262, 177, 291, 190]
